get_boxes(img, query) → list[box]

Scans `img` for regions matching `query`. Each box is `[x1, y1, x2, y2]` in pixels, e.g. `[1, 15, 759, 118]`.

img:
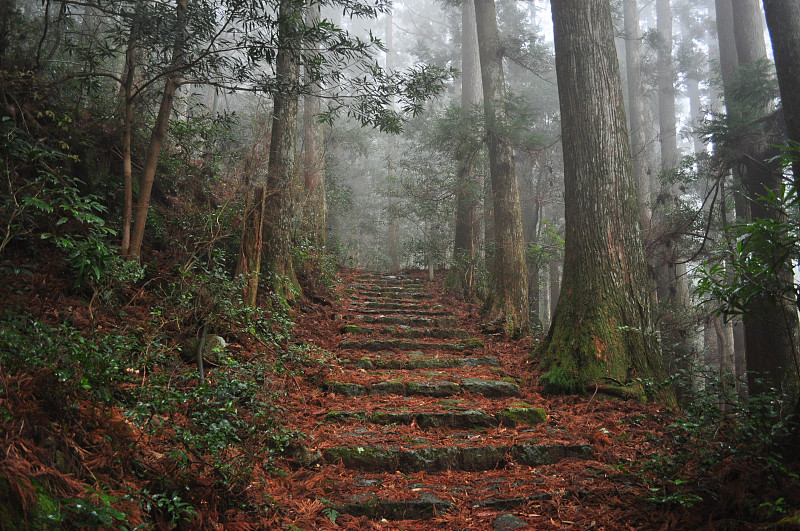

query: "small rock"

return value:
[492, 513, 529, 530]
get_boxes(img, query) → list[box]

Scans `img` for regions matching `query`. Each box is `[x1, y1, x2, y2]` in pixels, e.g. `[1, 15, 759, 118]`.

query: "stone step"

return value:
[325, 377, 519, 398]
[364, 301, 425, 310]
[354, 308, 453, 317]
[355, 290, 427, 299]
[341, 324, 471, 340]
[330, 493, 452, 520]
[328, 490, 567, 521]
[341, 354, 499, 370]
[357, 315, 458, 328]
[324, 406, 546, 429]
[322, 443, 593, 473]
[339, 338, 484, 352]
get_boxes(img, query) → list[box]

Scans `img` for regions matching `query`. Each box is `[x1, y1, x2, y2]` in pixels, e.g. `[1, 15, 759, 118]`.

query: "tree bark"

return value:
[763, 0, 800, 178]
[263, 0, 303, 300]
[127, 0, 188, 260]
[120, 19, 136, 257]
[541, 0, 671, 402]
[474, 0, 529, 337]
[451, 0, 483, 297]
[622, 0, 651, 229]
[301, 1, 326, 247]
[236, 186, 265, 307]
[729, 0, 799, 398]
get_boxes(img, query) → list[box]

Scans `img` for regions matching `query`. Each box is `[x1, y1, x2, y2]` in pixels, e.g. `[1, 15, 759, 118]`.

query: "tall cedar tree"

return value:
[728, 0, 798, 397]
[622, 0, 651, 229]
[301, 1, 326, 247]
[263, 0, 303, 300]
[541, 0, 671, 401]
[451, 0, 483, 296]
[763, 1, 800, 177]
[474, 0, 529, 336]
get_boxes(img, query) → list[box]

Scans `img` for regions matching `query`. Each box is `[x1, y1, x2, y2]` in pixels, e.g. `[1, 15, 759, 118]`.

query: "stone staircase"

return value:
[286, 272, 597, 529]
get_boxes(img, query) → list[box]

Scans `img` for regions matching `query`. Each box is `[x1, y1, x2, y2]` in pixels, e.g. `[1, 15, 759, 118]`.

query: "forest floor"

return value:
[1, 258, 798, 529]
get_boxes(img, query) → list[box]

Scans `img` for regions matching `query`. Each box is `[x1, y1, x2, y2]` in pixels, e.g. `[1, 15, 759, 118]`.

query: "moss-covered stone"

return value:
[461, 378, 520, 397]
[498, 407, 547, 427]
[340, 324, 365, 334]
[458, 446, 506, 471]
[370, 381, 406, 396]
[326, 381, 367, 397]
[331, 493, 453, 520]
[458, 338, 485, 349]
[399, 447, 459, 472]
[406, 381, 461, 397]
[323, 446, 400, 472]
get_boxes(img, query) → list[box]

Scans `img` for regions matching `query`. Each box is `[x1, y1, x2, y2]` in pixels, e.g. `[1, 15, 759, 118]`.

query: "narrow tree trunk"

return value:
[236, 186, 265, 307]
[263, 0, 302, 300]
[474, 0, 529, 336]
[542, 0, 670, 403]
[120, 15, 138, 257]
[127, 0, 188, 260]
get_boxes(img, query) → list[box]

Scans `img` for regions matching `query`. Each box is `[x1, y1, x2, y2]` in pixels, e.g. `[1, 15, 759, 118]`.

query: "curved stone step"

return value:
[322, 443, 593, 472]
[325, 377, 519, 398]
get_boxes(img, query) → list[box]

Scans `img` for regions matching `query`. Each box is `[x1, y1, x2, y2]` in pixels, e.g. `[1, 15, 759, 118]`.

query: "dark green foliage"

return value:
[628, 375, 800, 521]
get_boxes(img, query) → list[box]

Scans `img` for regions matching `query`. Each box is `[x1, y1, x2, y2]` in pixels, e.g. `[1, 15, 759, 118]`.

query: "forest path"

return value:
[280, 270, 667, 529]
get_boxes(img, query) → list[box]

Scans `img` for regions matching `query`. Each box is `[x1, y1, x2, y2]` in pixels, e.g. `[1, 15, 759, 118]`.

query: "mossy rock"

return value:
[331, 493, 453, 520]
[458, 338, 485, 349]
[341, 324, 365, 334]
[370, 381, 407, 396]
[326, 381, 367, 397]
[406, 381, 461, 397]
[461, 378, 520, 398]
[323, 446, 400, 472]
[498, 407, 547, 427]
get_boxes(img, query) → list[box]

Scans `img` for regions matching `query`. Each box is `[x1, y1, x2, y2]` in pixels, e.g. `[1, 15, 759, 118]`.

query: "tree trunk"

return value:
[622, 0, 651, 229]
[263, 0, 302, 300]
[120, 20, 136, 257]
[653, 0, 691, 399]
[451, 0, 483, 297]
[730, 0, 799, 398]
[541, 0, 671, 402]
[763, 0, 800, 178]
[236, 186, 265, 307]
[474, 0, 529, 337]
[127, 0, 188, 260]
[301, 1, 326, 247]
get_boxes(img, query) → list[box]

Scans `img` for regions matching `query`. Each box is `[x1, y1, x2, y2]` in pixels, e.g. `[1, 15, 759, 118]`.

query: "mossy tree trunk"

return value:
[474, 0, 529, 337]
[263, 0, 302, 301]
[541, 0, 671, 402]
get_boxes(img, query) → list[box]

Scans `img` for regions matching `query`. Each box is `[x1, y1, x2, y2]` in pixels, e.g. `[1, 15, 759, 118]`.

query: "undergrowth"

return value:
[621, 371, 800, 525]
